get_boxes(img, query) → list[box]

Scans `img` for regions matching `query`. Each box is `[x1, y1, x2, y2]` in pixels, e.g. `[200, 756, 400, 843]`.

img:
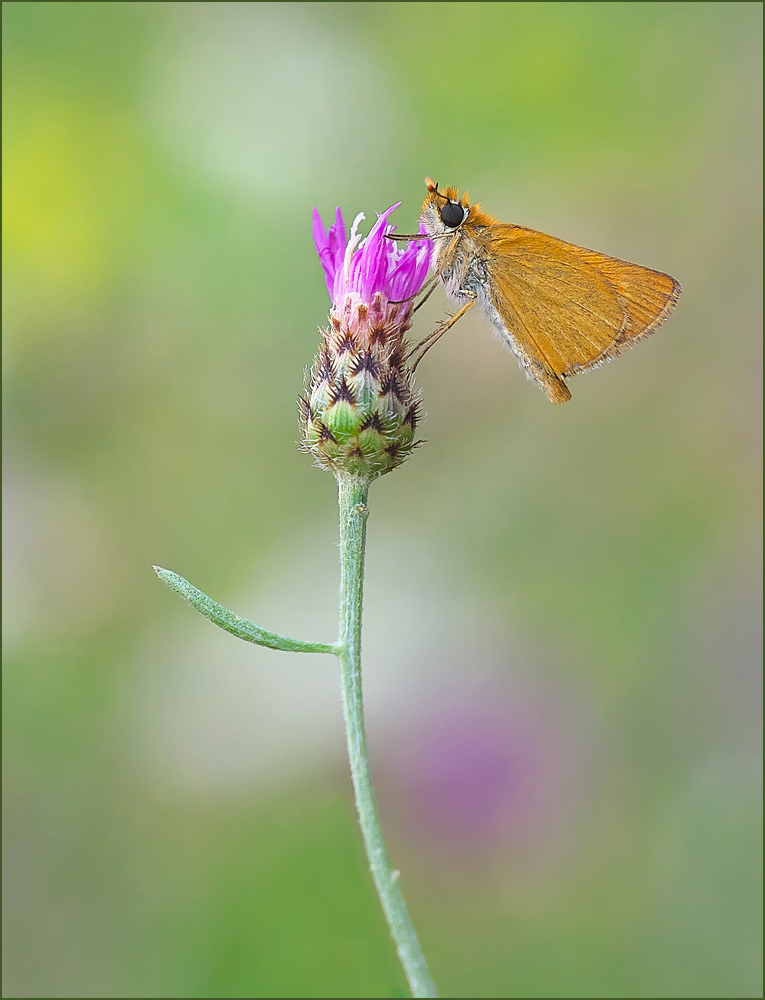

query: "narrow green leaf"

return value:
[154, 566, 336, 655]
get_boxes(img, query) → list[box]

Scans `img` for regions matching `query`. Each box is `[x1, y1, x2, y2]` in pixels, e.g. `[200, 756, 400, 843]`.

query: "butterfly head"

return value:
[421, 178, 470, 237]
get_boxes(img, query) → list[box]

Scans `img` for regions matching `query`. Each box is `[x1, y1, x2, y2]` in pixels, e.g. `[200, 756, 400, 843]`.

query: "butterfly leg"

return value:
[412, 276, 439, 314]
[409, 295, 476, 372]
[389, 273, 440, 307]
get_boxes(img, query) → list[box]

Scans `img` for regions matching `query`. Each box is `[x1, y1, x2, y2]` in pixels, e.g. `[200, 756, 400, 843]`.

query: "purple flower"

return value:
[302, 202, 431, 479]
[312, 203, 431, 309]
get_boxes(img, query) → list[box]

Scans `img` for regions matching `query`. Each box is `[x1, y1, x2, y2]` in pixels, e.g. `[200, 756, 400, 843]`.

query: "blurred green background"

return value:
[3, 2, 762, 997]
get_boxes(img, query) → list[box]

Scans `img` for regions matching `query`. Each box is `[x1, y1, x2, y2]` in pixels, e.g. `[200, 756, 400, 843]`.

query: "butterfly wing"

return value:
[482, 223, 681, 403]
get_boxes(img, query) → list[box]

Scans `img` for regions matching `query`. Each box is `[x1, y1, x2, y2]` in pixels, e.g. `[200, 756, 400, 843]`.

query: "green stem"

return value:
[336, 475, 438, 999]
[153, 566, 335, 654]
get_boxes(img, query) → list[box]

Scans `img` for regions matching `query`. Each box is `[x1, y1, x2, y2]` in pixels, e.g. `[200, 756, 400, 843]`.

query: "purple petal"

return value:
[327, 206, 347, 280]
[365, 205, 402, 297]
[389, 234, 431, 303]
[312, 206, 328, 252]
[312, 208, 337, 297]
[411, 239, 432, 293]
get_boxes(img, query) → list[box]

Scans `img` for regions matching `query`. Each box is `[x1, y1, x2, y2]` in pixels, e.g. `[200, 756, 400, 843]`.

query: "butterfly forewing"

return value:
[483, 224, 680, 395]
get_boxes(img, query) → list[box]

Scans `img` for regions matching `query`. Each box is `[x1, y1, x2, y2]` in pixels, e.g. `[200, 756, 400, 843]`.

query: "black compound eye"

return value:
[439, 200, 465, 228]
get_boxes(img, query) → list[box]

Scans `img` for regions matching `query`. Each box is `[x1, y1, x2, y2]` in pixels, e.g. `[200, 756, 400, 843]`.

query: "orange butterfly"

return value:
[410, 178, 681, 403]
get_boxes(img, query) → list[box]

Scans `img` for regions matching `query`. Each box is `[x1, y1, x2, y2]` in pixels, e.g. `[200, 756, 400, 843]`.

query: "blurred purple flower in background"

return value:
[381, 682, 584, 860]
[417, 705, 541, 841]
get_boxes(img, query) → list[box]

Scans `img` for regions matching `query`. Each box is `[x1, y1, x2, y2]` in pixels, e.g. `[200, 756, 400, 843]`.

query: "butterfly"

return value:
[403, 178, 681, 403]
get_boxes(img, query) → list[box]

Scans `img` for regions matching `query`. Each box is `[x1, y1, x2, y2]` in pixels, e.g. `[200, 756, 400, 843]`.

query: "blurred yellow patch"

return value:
[3, 95, 148, 328]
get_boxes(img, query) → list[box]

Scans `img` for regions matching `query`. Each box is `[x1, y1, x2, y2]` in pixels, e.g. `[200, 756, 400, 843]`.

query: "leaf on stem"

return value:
[153, 566, 336, 655]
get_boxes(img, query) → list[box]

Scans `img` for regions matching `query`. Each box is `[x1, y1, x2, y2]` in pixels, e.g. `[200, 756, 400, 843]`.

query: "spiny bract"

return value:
[301, 291, 421, 478]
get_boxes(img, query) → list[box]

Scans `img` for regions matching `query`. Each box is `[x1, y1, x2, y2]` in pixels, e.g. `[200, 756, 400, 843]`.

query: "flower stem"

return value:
[336, 475, 438, 999]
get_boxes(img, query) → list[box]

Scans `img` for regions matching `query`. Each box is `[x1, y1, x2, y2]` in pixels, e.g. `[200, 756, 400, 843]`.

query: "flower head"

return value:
[301, 204, 431, 480]
[313, 203, 431, 307]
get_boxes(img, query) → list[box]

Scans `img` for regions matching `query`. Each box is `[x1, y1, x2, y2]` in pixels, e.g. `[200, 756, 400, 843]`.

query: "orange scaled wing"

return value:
[483, 223, 681, 403]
